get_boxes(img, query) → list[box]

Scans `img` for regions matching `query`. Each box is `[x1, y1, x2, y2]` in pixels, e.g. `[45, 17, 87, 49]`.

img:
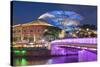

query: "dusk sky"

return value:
[12, 1, 97, 25]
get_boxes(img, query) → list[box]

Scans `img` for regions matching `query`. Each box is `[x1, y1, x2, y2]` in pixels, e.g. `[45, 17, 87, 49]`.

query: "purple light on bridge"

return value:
[51, 38, 97, 55]
[78, 50, 97, 61]
[51, 44, 67, 55]
[51, 38, 97, 44]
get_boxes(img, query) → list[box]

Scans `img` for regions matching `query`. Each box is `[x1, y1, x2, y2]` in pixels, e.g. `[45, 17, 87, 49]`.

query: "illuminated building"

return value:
[38, 10, 82, 32]
[13, 20, 53, 43]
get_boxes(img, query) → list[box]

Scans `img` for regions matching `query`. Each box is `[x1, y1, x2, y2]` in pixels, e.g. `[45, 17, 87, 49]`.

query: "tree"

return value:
[43, 26, 62, 41]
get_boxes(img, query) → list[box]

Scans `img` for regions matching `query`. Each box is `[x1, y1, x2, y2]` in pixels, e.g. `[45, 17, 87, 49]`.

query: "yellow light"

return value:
[72, 34, 77, 37]
[23, 45, 27, 47]
[76, 31, 79, 33]
[86, 28, 89, 31]
[38, 45, 42, 47]
[93, 31, 97, 34]
[59, 30, 65, 38]
[36, 45, 39, 47]
[88, 32, 91, 34]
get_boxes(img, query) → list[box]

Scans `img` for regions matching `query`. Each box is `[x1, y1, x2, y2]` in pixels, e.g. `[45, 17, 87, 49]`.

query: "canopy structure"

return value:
[38, 10, 83, 31]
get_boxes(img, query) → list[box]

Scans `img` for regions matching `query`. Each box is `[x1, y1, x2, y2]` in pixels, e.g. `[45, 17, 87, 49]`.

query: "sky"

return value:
[12, 1, 97, 25]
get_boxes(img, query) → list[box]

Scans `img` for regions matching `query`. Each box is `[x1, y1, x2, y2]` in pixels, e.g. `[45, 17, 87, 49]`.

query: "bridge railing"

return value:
[51, 38, 97, 45]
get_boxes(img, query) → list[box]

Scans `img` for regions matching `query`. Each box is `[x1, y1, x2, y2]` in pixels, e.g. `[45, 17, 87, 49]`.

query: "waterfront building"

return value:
[12, 20, 53, 43]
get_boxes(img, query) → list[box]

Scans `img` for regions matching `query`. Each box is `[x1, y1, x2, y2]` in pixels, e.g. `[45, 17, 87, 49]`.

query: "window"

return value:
[30, 30, 33, 32]
[18, 30, 21, 32]
[23, 30, 26, 32]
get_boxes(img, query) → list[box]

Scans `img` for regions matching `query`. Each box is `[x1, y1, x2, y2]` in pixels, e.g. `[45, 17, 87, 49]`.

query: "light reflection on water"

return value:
[13, 50, 97, 66]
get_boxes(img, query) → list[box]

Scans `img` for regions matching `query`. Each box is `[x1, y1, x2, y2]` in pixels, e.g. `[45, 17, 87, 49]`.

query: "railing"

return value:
[51, 38, 97, 44]
[51, 38, 97, 55]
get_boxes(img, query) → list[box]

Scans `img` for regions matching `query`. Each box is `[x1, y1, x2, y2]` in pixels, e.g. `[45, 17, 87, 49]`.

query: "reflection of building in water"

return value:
[12, 20, 53, 43]
[14, 57, 49, 66]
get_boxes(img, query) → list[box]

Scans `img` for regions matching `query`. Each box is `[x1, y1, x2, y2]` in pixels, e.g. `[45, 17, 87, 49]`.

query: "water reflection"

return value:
[13, 50, 97, 66]
[14, 58, 27, 66]
[78, 50, 97, 62]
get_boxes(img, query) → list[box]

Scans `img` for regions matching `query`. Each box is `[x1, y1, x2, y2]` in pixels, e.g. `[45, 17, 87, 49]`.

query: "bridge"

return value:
[50, 38, 97, 55]
[13, 37, 97, 57]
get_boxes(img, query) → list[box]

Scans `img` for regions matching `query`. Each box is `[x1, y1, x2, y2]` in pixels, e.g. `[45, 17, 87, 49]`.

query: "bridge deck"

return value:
[55, 44, 97, 51]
